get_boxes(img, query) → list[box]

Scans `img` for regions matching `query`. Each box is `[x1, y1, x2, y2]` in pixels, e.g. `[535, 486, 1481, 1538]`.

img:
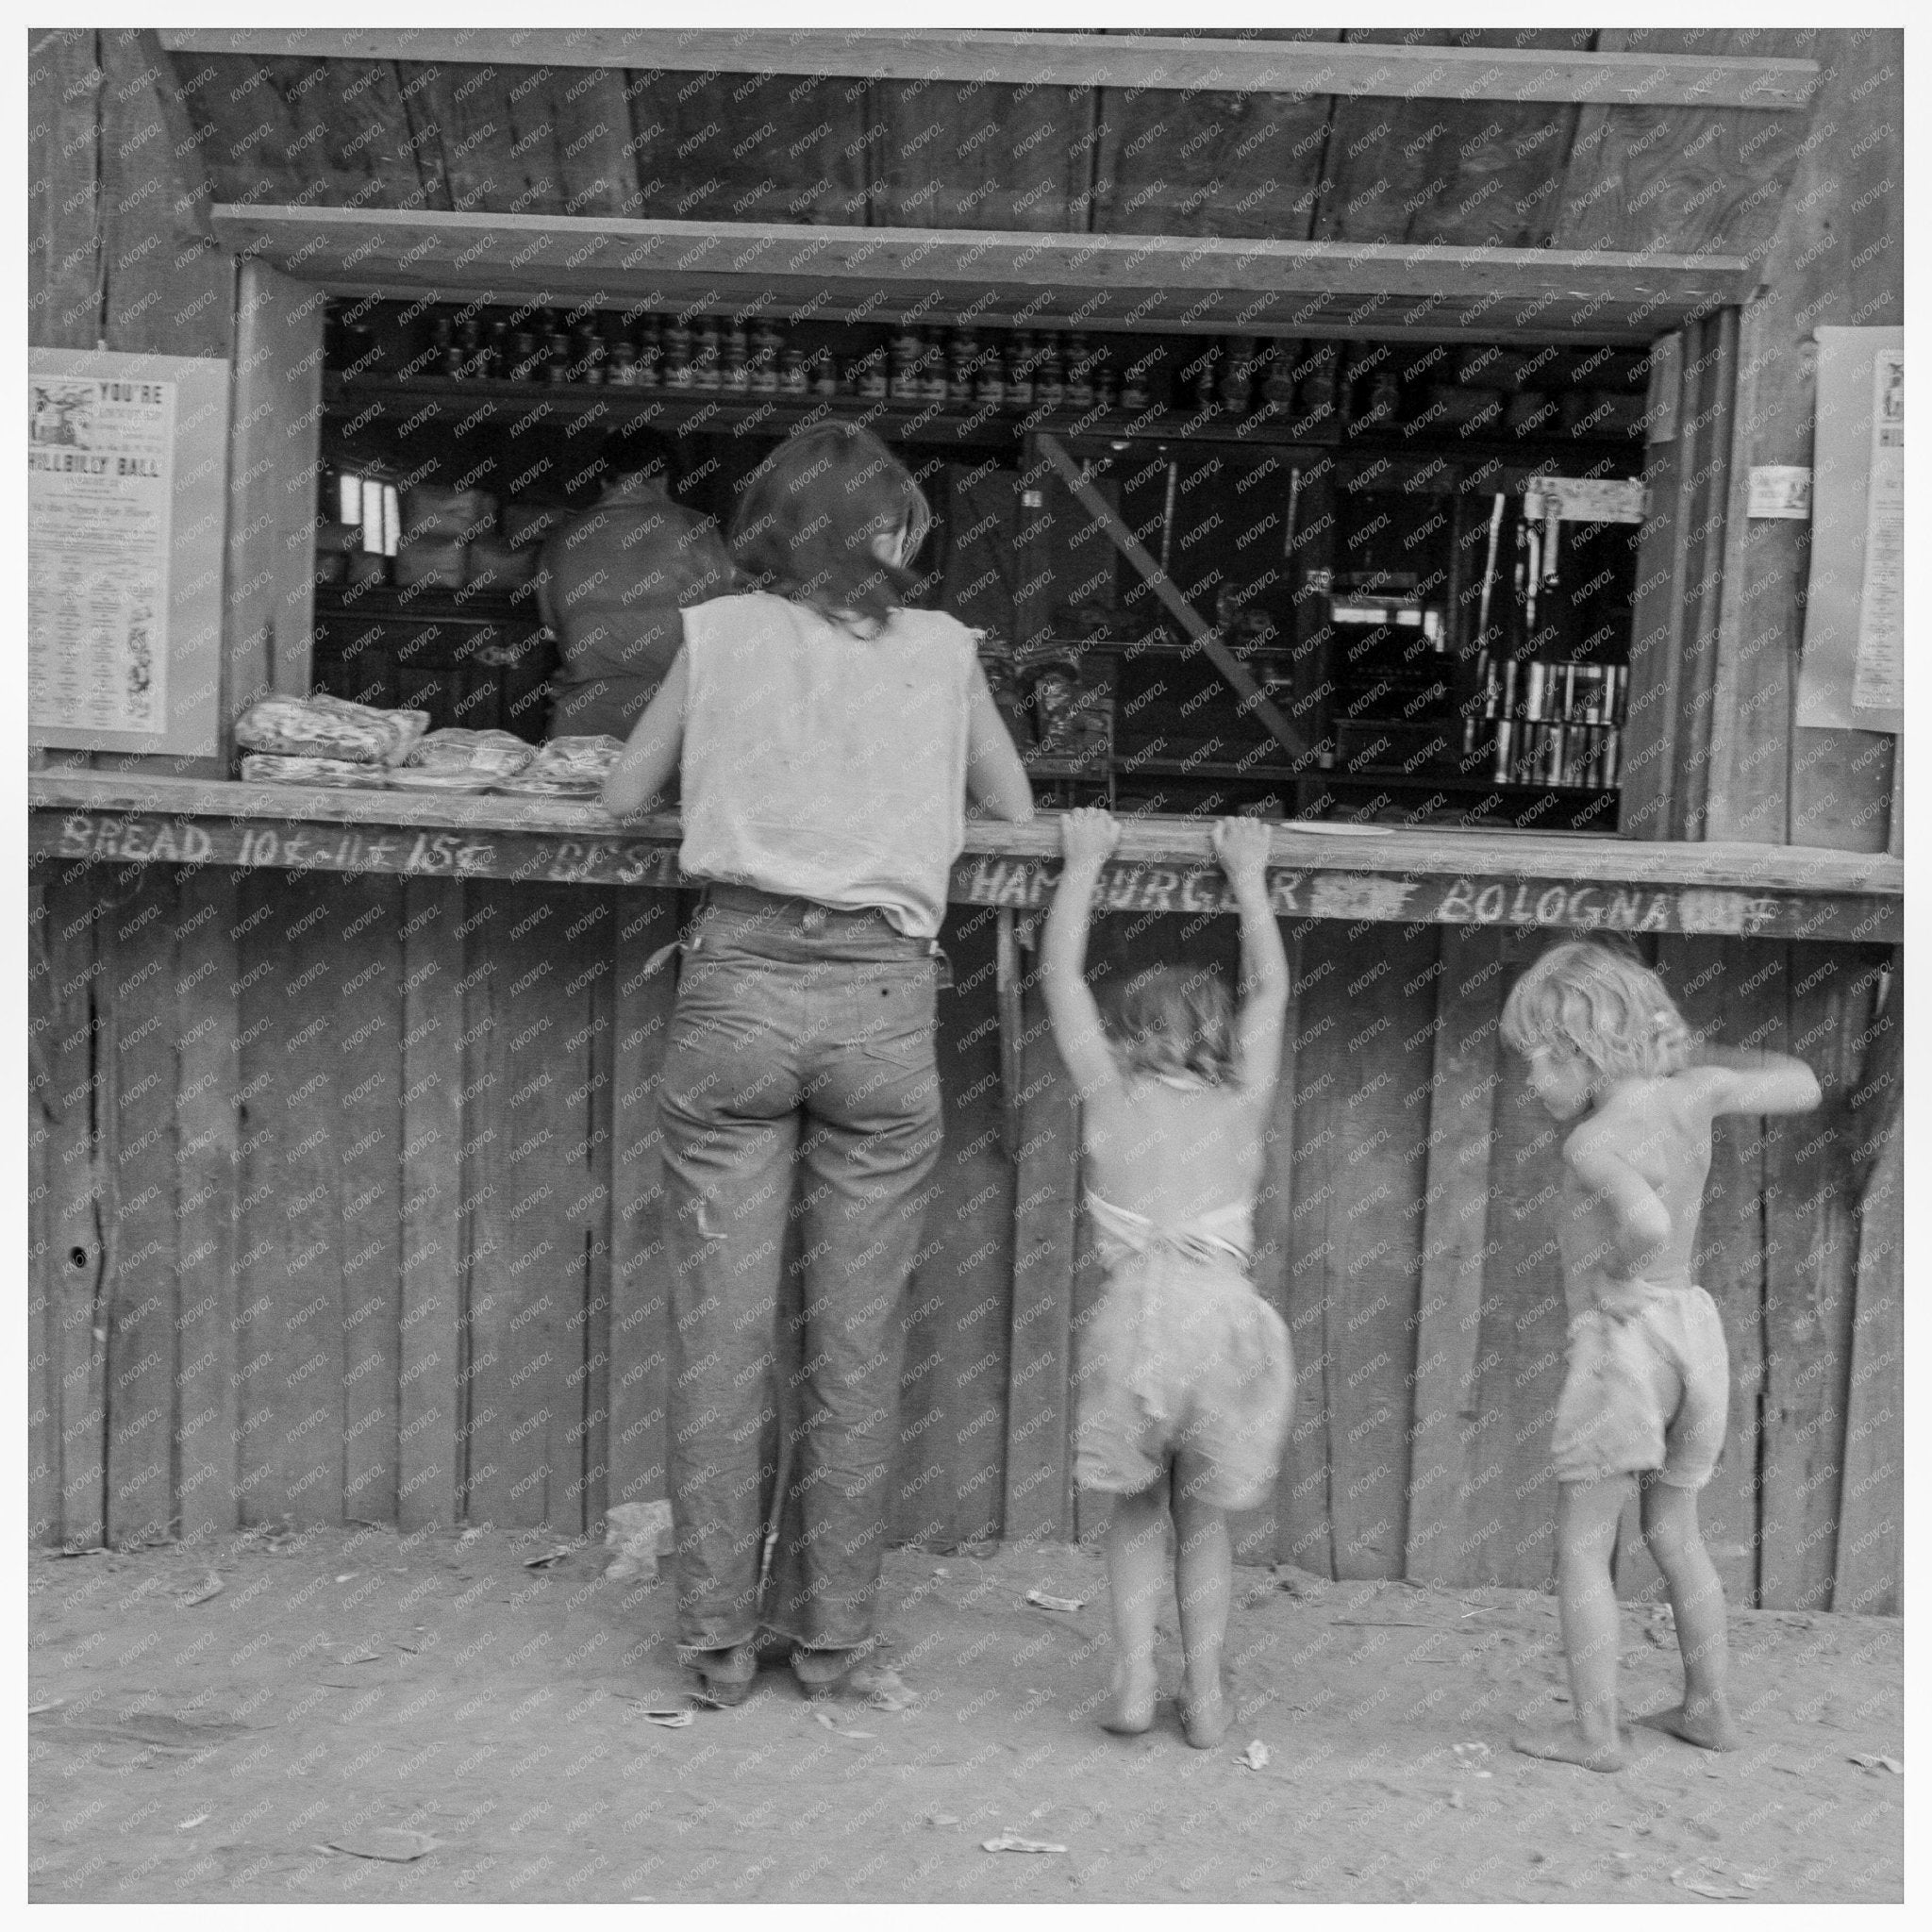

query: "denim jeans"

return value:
[657, 888, 944, 1654]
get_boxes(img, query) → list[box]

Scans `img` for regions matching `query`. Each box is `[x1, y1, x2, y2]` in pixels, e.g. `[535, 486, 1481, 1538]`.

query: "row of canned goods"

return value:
[1490, 720, 1624, 790]
[370, 306, 1167, 413]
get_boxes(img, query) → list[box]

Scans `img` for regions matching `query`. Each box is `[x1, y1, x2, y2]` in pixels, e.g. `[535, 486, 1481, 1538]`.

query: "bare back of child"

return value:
[1043, 809, 1292, 1749]
[1503, 942, 1821, 1772]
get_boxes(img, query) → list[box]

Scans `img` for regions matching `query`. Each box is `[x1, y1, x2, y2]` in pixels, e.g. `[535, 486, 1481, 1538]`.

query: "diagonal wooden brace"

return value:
[1035, 431, 1308, 766]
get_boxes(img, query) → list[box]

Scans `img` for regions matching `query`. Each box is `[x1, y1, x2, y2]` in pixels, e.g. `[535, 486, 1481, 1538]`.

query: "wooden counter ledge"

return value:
[28, 773, 1902, 943]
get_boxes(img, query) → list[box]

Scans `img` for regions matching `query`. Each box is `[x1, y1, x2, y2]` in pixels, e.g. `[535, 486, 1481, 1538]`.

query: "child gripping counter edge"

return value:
[1041, 807, 1294, 1749]
[1501, 941, 1822, 1773]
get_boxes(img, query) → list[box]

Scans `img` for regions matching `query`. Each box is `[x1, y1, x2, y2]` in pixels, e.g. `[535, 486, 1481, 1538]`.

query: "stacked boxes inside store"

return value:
[310, 300, 1651, 825]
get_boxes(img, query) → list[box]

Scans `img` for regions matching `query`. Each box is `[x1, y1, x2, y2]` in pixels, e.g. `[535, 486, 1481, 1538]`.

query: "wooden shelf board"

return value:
[323, 376, 1651, 463]
[160, 30, 1820, 109]
[223, 208, 1756, 344]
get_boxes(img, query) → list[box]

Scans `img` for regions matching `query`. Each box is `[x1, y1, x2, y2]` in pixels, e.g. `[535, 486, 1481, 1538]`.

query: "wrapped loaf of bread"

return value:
[403, 727, 537, 779]
[493, 734, 624, 796]
[235, 694, 429, 765]
[240, 753, 387, 789]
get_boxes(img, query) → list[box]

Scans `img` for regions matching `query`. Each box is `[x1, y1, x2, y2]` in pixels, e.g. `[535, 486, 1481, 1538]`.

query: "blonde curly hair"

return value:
[1500, 940, 1692, 1079]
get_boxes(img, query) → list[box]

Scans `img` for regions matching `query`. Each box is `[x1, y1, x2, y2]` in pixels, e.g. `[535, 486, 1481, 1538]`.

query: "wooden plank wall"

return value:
[1703, 27, 1905, 853]
[30, 857, 1898, 1610]
[158, 30, 1827, 261]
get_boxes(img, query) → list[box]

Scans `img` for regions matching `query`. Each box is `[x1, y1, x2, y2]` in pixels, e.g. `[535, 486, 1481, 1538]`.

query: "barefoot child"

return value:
[1041, 808, 1293, 1749]
[1501, 941, 1821, 1771]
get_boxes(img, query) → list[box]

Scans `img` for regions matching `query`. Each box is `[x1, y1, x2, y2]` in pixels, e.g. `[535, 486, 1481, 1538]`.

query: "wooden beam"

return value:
[209, 205, 1756, 344]
[26, 774, 1907, 933]
[157, 30, 1821, 108]
[1036, 434, 1308, 766]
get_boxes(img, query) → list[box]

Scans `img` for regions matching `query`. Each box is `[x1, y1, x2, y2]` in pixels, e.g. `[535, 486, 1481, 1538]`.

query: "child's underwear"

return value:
[1550, 1282, 1729, 1490]
[1074, 1193, 1294, 1512]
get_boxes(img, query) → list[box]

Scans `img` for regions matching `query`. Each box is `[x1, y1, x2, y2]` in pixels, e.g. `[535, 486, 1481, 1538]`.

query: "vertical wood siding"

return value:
[28, 861, 1895, 1609]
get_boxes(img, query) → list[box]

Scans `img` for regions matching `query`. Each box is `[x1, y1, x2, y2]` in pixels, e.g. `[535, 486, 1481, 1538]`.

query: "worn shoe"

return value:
[790, 1644, 865, 1694]
[690, 1641, 758, 1706]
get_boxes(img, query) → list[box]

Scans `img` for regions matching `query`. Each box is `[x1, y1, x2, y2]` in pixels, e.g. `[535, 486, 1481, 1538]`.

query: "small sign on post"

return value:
[1746, 465, 1812, 520]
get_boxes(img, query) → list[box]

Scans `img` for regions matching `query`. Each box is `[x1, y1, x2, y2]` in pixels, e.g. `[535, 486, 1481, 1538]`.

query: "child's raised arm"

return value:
[1040, 808, 1124, 1104]
[1210, 817, 1290, 1098]
[602, 647, 688, 818]
[1681, 1044, 1824, 1119]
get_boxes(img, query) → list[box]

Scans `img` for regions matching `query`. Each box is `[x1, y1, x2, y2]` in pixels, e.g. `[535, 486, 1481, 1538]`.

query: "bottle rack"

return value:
[1474, 658, 1626, 791]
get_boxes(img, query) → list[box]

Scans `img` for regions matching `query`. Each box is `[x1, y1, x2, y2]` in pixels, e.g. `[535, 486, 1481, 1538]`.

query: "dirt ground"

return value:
[26, 1524, 1904, 1904]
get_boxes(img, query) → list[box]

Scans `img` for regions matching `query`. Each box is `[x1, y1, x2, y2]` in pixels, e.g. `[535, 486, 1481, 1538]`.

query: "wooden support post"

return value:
[1000, 956, 1080, 1547]
[995, 910, 1024, 1161]
[227, 260, 324, 722]
[607, 893, 680, 1514]
[1404, 926, 1507, 1584]
[1833, 978, 1903, 1613]
[174, 867, 241, 1541]
[398, 879, 464, 1531]
[30, 862, 108, 1548]
[1035, 432, 1308, 766]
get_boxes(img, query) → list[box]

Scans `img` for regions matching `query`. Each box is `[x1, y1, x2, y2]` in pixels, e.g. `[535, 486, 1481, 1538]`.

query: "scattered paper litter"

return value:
[28, 1699, 65, 1716]
[1849, 1753, 1904, 1774]
[605, 1501, 675, 1583]
[812, 1709, 874, 1739]
[1239, 1740, 1271, 1770]
[181, 1571, 225, 1607]
[325, 1828, 439, 1863]
[1452, 1741, 1492, 1769]
[176, 1815, 209, 1831]
[1024, 1590, 1085, 1613]
[983, 1832, 1067, 1855]
[1271, 1562, 1329, 1600]
[849, 1662, 917, 1710]
[335, 1573, 358, 1583]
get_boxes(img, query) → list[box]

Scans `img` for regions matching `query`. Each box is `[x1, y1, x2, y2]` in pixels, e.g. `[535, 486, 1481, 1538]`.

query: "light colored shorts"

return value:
[1074, 1259, 1293, 1512]
[1550, 1284, 1729, 1491]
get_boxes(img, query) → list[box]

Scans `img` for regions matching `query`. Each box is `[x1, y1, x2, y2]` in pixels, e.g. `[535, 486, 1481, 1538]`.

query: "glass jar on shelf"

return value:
[663, 318, 694, 390]
[1005, 330, 1035, 411]
[1034, 334, 1066, 412]
[691, 317, 722, 391]
[1064, 333, 1094, 412]
[750, 321, 784, 393]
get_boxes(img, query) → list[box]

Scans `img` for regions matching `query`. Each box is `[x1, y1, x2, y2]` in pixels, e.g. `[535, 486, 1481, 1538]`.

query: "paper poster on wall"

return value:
[27, 349, 228, 757]
[1796, 326, 1904, 735]
[29, 373, 176, 734]
[1851, 347, 1902, 724]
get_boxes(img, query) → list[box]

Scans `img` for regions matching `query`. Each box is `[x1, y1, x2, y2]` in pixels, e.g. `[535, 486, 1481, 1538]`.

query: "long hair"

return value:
[1500, 940, 1692, 1078]
[728, 422, 932, 630]
[1099, 964, 1238, 1086]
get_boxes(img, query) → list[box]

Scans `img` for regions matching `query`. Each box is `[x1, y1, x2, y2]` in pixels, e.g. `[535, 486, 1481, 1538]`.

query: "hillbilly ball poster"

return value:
[28, 370, 175, 734]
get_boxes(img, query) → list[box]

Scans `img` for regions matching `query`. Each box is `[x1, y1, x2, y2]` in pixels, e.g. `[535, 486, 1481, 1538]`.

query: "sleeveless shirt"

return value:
[678, 593, 977, 939]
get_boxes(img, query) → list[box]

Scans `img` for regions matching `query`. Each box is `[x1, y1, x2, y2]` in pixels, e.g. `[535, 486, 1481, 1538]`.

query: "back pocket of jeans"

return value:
[857, 966, 937, 1066]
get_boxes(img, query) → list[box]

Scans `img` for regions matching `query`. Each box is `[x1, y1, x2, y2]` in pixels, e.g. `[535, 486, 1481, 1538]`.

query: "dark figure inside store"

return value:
[538, 420, 741, 745]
